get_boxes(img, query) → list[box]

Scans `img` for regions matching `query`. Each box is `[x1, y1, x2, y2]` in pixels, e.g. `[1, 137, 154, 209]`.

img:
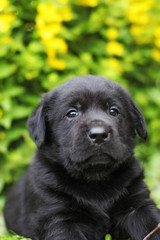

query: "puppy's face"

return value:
[28, 75, 147, 180]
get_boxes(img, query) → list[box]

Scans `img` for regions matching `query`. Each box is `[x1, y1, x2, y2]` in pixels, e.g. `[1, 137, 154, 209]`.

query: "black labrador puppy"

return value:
[4, 75, 160, 240]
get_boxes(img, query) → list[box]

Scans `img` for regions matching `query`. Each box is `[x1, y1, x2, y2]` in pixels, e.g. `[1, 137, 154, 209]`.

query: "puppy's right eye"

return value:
[109, 107, 119, 116]
[66, 110, 78, 118]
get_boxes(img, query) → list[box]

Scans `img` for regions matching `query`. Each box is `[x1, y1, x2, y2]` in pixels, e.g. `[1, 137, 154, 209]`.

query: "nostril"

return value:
[102, 132, 109, 140]
[89, 133, 97, 140]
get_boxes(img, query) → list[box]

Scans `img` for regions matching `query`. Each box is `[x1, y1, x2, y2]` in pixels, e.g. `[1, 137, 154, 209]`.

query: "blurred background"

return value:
[0, 0, 160, 238]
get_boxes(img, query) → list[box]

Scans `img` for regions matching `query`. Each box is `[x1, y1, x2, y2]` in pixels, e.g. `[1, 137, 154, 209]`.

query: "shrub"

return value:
[0, 0, 160, 212]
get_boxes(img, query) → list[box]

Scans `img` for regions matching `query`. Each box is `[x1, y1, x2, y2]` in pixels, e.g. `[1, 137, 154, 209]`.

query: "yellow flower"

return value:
[0, 132, 6, 139]
[154, 26, 160, 38]
[76, 0, 98, 7]
[47, 58, 66, 70]
[129, 0, 154, 12]
[0, 0, 8, 11]
[108, 58, 123, 73]
[51, 38, 68, 54]
[130, 25, 146, 36]
[106, 41, 124, 56]
[35, 16, 45, 28]
[60, 7, 72, 22]
[37, 3, 54, 14]
[37, 3, 62, 23]
[36, 2, 71, 70]
[126, 0, 153, 24]
[0, 14, 16, 33]
[152, 48, 160, 61]
[129, 24, 152, 44]
[138, 14, 150, 25]
[155, 38, 160, 48]
[0, 36, 12, 45]
[107, 28, 118, 40]
[38, 24, 62, 40]
[0, 109, 3, 118]
[126, 12, 150, 24]
[46, 49, 56, 59]
[44, 38, 68, 54]
[57, 0, 68, 3]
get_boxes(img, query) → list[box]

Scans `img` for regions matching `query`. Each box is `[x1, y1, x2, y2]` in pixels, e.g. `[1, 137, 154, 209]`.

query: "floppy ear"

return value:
[130, 100, 148, 140]
[27, 100, 46, 147]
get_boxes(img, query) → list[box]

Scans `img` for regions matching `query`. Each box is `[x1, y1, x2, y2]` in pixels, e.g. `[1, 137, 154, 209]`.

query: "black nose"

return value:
[88, 126, 110, 144]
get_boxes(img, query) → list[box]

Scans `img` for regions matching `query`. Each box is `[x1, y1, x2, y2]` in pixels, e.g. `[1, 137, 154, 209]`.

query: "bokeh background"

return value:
[0, 0, 160, 239]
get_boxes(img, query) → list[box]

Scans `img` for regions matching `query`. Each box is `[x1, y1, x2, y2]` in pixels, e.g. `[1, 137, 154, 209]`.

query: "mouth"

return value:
[67, 153, 116, 181]
[80, 154, 116, 181]
[84, 153, 113, 166]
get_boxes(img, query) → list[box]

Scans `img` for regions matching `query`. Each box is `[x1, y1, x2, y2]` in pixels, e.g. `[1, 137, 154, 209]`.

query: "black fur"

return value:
[4, 75, 160, 240]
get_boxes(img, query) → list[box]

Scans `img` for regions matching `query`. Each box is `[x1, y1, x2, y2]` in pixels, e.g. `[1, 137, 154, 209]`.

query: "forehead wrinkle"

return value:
[59, 88, 119, 111]
[52, 77, 127, 109]
[59, 90, 93, 108]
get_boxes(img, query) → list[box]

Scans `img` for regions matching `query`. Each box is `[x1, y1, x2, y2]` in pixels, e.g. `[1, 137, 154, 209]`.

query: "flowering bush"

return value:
[0, 1, 160, 233]
[36, 2, 72, 70]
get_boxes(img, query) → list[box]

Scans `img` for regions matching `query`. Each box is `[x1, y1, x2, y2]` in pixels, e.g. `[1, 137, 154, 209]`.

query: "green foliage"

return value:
[105, 234, 112, 240]
[0, 234, 31, 240]
[0, 0, 160, 237]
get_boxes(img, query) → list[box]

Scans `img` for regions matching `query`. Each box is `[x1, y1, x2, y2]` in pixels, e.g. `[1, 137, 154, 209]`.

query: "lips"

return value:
[87, 154, 110, 164]
[81, 153, 115, 170]
[67, 152, 116, 180]
[80, 155, 115, 179]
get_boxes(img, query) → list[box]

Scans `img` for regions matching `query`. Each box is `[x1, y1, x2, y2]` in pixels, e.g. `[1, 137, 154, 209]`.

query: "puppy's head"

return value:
[28, 75, 147, 180]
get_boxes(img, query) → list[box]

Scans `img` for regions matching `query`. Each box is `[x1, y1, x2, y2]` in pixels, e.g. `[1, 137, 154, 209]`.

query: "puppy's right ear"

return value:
[27, 99, 46, 147]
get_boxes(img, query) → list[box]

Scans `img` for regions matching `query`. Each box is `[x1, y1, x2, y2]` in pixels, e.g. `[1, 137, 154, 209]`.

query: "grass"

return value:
[0, 234, 31, 240]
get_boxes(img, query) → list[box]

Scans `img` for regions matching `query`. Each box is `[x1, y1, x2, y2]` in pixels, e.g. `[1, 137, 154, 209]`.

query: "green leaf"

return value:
[0, 116, 12, 129]
[105, 234, 112, 240]
[2, 87, 24, 98]
[10, 106, 32, 120]
[0, 62, 17, 79]
[0, 234, 31, 240]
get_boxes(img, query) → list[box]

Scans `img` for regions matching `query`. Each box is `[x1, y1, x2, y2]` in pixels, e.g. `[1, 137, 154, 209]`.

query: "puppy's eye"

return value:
[109, 107, 119, 116]
[66, 110, 78, 118]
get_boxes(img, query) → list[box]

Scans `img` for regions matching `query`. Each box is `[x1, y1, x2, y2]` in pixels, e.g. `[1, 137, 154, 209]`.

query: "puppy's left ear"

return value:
[130, 100, 148, 140]
[27, 98, 46, 147]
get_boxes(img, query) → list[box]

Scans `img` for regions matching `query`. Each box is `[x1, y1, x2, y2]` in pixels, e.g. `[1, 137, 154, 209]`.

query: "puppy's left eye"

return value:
[109, 107, 119, 116]
[66, 110, 78, 118]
